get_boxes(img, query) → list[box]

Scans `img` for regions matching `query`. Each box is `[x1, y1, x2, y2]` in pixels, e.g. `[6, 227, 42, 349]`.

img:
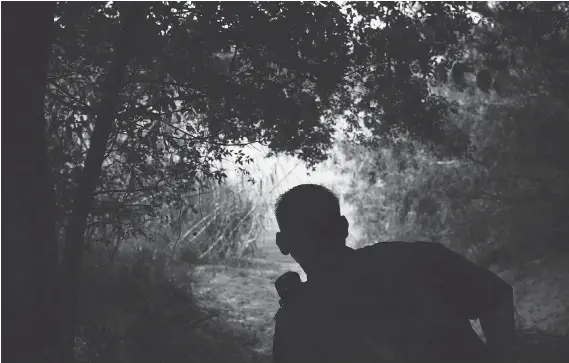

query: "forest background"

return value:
[3, 2, 569, 363]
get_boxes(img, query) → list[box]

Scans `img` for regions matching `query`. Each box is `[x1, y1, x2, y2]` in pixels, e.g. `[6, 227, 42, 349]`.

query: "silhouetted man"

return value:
[272, 184, 515, 363]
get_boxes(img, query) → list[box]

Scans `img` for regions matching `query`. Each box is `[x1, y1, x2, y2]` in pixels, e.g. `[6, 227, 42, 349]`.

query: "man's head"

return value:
[274, 184, 349, 266]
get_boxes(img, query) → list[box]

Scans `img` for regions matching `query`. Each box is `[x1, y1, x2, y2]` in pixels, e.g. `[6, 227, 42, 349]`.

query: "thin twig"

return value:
[184, 313, 218, 328]
[199, 160, 302, 259]
[168, 206, 185, 263]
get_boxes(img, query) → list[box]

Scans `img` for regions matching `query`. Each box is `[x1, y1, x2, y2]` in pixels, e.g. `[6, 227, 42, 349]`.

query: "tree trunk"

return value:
[61, 4, 144, 361]
[2, 3, 62, 363]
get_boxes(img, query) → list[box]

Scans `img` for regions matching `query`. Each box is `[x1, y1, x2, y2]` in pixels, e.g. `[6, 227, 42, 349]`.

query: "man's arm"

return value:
[423, 243, 516, 359]
[478, 287, 516, 362]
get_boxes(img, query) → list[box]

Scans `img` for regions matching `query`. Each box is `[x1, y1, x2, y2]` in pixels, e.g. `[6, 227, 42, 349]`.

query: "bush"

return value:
[77, 247, 198, 363]
[76, 246, 268, 363]
[87, 177, 269, 265]
[337, 2, 569, 266]
[338, 70, 569, 268]
[75, 176, 274, 362]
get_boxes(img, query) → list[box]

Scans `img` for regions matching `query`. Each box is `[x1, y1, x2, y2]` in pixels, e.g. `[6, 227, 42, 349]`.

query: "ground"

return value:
[186, 239, 569, 362]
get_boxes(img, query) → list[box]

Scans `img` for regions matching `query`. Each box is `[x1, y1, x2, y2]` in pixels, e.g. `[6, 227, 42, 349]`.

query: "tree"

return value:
[339, 2, 569, 268]
[57, 4, 150, 360]
[340, 1, 475, 154]
[47, 1, 481, 260]
[48, 1, 355, 357]
[2, 2, 62, 363]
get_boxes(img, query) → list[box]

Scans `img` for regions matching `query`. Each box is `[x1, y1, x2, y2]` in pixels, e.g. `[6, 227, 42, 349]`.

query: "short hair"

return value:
[274, 184, 340, 231]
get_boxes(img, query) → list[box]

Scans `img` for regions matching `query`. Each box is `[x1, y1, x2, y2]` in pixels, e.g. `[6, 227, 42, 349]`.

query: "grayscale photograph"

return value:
[3, 1, 569, 363]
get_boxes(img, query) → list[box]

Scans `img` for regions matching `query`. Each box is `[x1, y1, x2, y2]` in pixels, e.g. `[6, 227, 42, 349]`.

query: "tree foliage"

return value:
[341, 1, 474, 152]
[339, 2, 569, 268]
[47, 3, 355, 357]
[48, 1, 356, 248]
[46, 1, 489, 275]
[38, 2, 569, 359]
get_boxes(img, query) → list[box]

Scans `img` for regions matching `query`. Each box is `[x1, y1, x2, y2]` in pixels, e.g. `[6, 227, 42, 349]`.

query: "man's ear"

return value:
[276, 231, 289, 256]
[340, 216, 349, 239]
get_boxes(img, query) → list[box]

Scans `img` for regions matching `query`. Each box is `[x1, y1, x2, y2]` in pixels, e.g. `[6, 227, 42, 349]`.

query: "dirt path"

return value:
[188, 265, 290, 360]
[188, 239, 302, 361]
[497, 255, 569, 335]
[190, 264, 275, 357]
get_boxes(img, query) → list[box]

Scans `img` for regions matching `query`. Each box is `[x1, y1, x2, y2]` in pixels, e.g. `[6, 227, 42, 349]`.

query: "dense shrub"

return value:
[77, 247, 200, 363]
[85, 177, 269, 265]
[77, 244, 269, 363]
[75, 175, 273, 362]
[337, 27, 569, 267]
[339, 91, 569, 268]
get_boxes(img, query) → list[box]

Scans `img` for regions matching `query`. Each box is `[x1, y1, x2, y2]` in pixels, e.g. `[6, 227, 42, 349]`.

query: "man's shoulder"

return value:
[349, 241, 453, 280]
[357, 239, 443, 250]
[356, 240, 444, 260]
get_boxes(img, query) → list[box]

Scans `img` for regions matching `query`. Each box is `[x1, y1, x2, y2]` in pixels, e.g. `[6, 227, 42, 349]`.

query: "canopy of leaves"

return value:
[339, 2, 569, 267]
[47, 1, 479, 249]
[340, 1, 474, 153]
[49, 1, 568, 252]
[47, 1, 355, 245]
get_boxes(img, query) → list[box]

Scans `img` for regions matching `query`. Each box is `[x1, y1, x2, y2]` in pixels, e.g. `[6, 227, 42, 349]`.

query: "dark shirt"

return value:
[273, 241, 512, 363]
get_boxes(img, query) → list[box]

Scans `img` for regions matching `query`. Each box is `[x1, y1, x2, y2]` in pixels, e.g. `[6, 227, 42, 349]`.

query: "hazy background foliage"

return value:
[9, 1, 567, 362]
[337, 2, 569, 272]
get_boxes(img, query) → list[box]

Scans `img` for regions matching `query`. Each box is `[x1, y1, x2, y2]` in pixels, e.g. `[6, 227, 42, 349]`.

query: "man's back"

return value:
[273, 241, 505, 363]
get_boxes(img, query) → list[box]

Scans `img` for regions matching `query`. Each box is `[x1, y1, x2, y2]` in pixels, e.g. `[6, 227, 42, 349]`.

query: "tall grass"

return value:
[75, 164, 285, 362]
[109, 168, 280, 265]
[77, 245, 269, 363]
